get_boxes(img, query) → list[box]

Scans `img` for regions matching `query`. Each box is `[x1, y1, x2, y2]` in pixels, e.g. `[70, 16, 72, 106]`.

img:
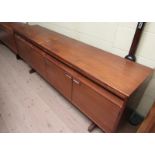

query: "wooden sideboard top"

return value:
[10, 23, 153, 99]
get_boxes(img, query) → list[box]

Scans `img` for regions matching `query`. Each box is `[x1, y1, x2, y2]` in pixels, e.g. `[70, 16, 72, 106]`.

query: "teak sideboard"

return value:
[0, 22, 153, 132]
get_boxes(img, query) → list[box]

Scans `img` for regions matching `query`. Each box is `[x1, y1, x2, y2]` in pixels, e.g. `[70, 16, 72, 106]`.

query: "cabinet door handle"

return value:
[64, 73, 72, 79]
[73, 79, 80, 85]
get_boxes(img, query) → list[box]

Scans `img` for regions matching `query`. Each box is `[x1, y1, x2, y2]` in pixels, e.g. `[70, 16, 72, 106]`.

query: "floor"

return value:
[0, 44, 138, 133]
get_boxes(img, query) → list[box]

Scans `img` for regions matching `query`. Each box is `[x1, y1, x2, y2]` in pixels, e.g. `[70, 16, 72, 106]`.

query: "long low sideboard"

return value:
[0, 23, 153, 132]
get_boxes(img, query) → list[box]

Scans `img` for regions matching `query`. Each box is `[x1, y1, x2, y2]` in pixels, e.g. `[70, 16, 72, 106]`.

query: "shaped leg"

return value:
[16, 54, 22, 60]
[29, 68, 36, 74]
[88, 122, 97, 132]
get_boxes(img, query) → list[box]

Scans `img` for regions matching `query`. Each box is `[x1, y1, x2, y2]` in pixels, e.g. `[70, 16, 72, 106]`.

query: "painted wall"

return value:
[30, 22, 155, 116]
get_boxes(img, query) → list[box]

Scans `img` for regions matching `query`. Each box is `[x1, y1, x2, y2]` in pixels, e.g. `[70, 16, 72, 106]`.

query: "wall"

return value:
[30, 22, 155, 116]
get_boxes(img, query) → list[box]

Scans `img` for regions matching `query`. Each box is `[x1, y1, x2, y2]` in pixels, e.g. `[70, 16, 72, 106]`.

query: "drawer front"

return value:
[72, 78, 124, 132]
[45, 56, 72, 101]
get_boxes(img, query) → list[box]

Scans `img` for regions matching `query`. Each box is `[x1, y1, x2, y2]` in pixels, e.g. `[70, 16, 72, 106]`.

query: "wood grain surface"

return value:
[11, 24, 153, 99]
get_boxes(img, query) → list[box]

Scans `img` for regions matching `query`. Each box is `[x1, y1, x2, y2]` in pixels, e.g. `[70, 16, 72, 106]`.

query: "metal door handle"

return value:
[64, 73, 72, 79]
[73, 79, 80, 85]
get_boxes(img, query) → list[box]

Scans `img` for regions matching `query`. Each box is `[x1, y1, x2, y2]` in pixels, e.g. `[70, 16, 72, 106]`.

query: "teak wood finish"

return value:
[13, 24, 152, 99]
[15, 35, 46, 78]
[0, 22, 153, 132]
[0, 22, 17, 54]
[45, 55, 73, 101]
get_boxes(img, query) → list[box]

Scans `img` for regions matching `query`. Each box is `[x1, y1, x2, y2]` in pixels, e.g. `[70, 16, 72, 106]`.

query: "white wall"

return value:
[30, 22, 155, 116]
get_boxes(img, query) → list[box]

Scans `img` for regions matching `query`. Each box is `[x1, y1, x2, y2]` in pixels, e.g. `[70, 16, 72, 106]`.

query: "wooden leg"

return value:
[29, 68, 36, 74]
[88, 122, 97, 132]
[16, 54, 22, 60]
[0, 40, 4, 44]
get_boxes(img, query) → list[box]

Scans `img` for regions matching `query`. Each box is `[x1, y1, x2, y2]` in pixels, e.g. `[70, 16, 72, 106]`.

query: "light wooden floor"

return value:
[0, 44, 138, 133]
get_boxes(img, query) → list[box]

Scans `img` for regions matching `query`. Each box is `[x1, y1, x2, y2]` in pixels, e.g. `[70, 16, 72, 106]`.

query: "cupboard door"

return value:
[15, 34, 46, 77]
[5, 35, 17, 54]
[0, 29, 8, 45]
[0, 29, 17, 54]
[28, 45, 46, 77]
[15, 34, 31, 64]
[45, 56, 72, 101]
[72, 77, 124, 132]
